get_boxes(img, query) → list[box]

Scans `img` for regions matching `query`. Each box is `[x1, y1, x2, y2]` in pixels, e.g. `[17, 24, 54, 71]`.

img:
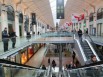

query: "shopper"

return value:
[86, 28, 88, 34]
[85, 55, 97, 65]
[48, 57, 50, 65]
[72, 51, 76, 64]
[52, 60, 56, 69]
[26, 32, 31, 41]
[78, 29, 82, 42]
[42, 65, 46, 70]
[68, 61, 76, 69]
[9, 29, 17, 48]
[2, 27, 9, 52]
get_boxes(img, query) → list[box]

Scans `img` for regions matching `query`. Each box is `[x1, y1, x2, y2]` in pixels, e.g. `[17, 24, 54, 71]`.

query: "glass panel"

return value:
[0, 65, 46, 77]
[68, 64, 103, 77]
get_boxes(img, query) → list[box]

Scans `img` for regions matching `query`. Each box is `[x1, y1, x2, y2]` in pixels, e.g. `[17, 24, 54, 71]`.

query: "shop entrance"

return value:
[19, 25, 22, 37]
[97, 23, 102, 36]
[8, 24, 13, 33]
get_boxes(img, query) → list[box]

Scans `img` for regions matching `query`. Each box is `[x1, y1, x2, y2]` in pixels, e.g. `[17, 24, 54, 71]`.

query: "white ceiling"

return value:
[59, 0, 102, 26]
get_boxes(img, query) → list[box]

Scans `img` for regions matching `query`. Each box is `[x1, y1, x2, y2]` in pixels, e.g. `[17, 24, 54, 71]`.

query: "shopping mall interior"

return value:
[0, 0, 103, 77]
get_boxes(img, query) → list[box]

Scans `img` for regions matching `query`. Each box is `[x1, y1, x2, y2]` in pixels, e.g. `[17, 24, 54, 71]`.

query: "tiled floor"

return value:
[26, 46, 48, 68]
[42, 48, 73, 68]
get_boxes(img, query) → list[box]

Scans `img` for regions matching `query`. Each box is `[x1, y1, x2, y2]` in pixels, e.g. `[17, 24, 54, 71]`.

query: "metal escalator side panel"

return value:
[74, 39, 87, 65]
[84, 39, 100, 61]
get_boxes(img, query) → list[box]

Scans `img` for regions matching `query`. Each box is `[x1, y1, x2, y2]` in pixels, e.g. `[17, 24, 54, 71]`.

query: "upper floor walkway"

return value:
[0, 32, 103, 58]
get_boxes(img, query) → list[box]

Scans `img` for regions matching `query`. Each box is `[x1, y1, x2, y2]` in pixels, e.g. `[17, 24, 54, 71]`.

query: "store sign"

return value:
[56, 0, 64, 19]
[31, 13, 36, 25]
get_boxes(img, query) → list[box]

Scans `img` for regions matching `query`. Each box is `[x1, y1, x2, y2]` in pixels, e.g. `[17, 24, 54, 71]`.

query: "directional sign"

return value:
[56, 0, 64, 19]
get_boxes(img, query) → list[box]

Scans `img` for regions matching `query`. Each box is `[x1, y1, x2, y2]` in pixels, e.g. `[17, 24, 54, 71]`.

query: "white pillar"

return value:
[77, 23, 79, 31]
[81, 20, 84, 33]
[1, 5, 8, 31]
[93, 12, 97, 36]
[28, 15, 31, 32]
[86, 16, 89, 34]
[14, 11, 20, 37]
[22, 15, 25, 36]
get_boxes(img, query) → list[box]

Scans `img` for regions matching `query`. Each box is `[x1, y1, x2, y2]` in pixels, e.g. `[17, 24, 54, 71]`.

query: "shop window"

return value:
[28, 46, 34, 58]
[21, 48, 28, 64]
[7, 6, 15, 21]
[97, 8, 103, 20]
[19, 13, 23, 23]
[89, 13, 93, 22]
[21, 53, 27, 64]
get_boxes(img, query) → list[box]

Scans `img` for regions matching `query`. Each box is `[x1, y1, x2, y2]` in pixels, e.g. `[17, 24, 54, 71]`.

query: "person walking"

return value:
[9, 29, 17, 48]
[48, 57, 50, 65]
[2, 27, 9, 52]
[52, 60, 56, 69]
[78, 29, 83, 42]
[42, 65, 46, 70]
[72, 51, 76, 64]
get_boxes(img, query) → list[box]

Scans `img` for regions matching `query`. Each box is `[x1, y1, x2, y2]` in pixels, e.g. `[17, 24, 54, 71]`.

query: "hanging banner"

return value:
[31, 13, 36, 25]
[56, 0, 64, 19]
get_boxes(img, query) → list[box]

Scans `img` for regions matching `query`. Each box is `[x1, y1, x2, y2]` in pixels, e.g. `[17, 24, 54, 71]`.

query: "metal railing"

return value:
[66, 60, 103, 77]
[0, 59, 47, 77]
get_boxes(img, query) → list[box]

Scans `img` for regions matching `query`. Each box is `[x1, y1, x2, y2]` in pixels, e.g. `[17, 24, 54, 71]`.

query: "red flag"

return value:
[73, 14, 84, 21]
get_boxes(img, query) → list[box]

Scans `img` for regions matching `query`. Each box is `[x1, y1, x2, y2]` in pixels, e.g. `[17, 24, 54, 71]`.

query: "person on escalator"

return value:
[85, 55, 97, 65]
[78, 29, 82, 42]
[42, 65, 46, 70]
[85, 55, 99, 77]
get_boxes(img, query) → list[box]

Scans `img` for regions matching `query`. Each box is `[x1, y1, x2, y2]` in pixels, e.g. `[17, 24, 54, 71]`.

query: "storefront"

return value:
[27, 45, 34, 59]
[21, 48, 28, 64]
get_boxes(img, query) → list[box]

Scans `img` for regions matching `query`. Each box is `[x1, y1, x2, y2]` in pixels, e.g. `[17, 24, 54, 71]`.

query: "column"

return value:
[77, 22, 80, 31]
[37, 21, 39, 33]
[81, 20, 84, 33]
[28, 14, 31, 33]
[22, 15, 25, 36]
[86, 16, 89, 34]
[1, 4, 8, 31]
[93, 12, 97, 36]
[44, 25, 47, 33]
[14, 11, 20, 37]
[72, 23, 75, 30]
[34, 24, 37, 35]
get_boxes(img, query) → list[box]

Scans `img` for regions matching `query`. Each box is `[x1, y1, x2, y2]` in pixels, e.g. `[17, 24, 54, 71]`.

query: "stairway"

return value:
[81, 41, 94, 60]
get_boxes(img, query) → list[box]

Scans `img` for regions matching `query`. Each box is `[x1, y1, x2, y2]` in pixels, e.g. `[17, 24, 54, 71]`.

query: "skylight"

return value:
[49, 0, 67, 27]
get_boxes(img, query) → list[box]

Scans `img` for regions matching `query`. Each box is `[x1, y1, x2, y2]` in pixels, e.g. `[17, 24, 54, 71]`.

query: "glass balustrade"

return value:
[66, 64, 103, 77]
[0, 64, 47, 77]
[0, 35, 41, 54]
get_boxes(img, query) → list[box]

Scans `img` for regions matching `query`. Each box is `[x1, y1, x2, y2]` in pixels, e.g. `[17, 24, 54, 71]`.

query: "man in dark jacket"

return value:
[2, 27, 9, 52]
[78, 29, 82, 42]
[9, 30, 17, 48]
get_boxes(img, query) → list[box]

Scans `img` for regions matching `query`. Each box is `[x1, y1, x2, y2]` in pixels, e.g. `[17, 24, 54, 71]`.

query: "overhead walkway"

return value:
[0, 32, 74, 59]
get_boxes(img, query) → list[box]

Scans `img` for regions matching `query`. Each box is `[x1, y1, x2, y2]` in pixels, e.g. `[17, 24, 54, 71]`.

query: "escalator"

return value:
[74, 33, 100, 65]
[0, 59, 49, 77]
[81, 40, 95, 60]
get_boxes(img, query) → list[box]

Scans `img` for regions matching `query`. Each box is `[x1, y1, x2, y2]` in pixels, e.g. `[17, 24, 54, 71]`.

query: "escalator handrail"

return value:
[67, 59, 103, 71]
[0, 59, 46, 70]
[84, 39, 100, 61]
